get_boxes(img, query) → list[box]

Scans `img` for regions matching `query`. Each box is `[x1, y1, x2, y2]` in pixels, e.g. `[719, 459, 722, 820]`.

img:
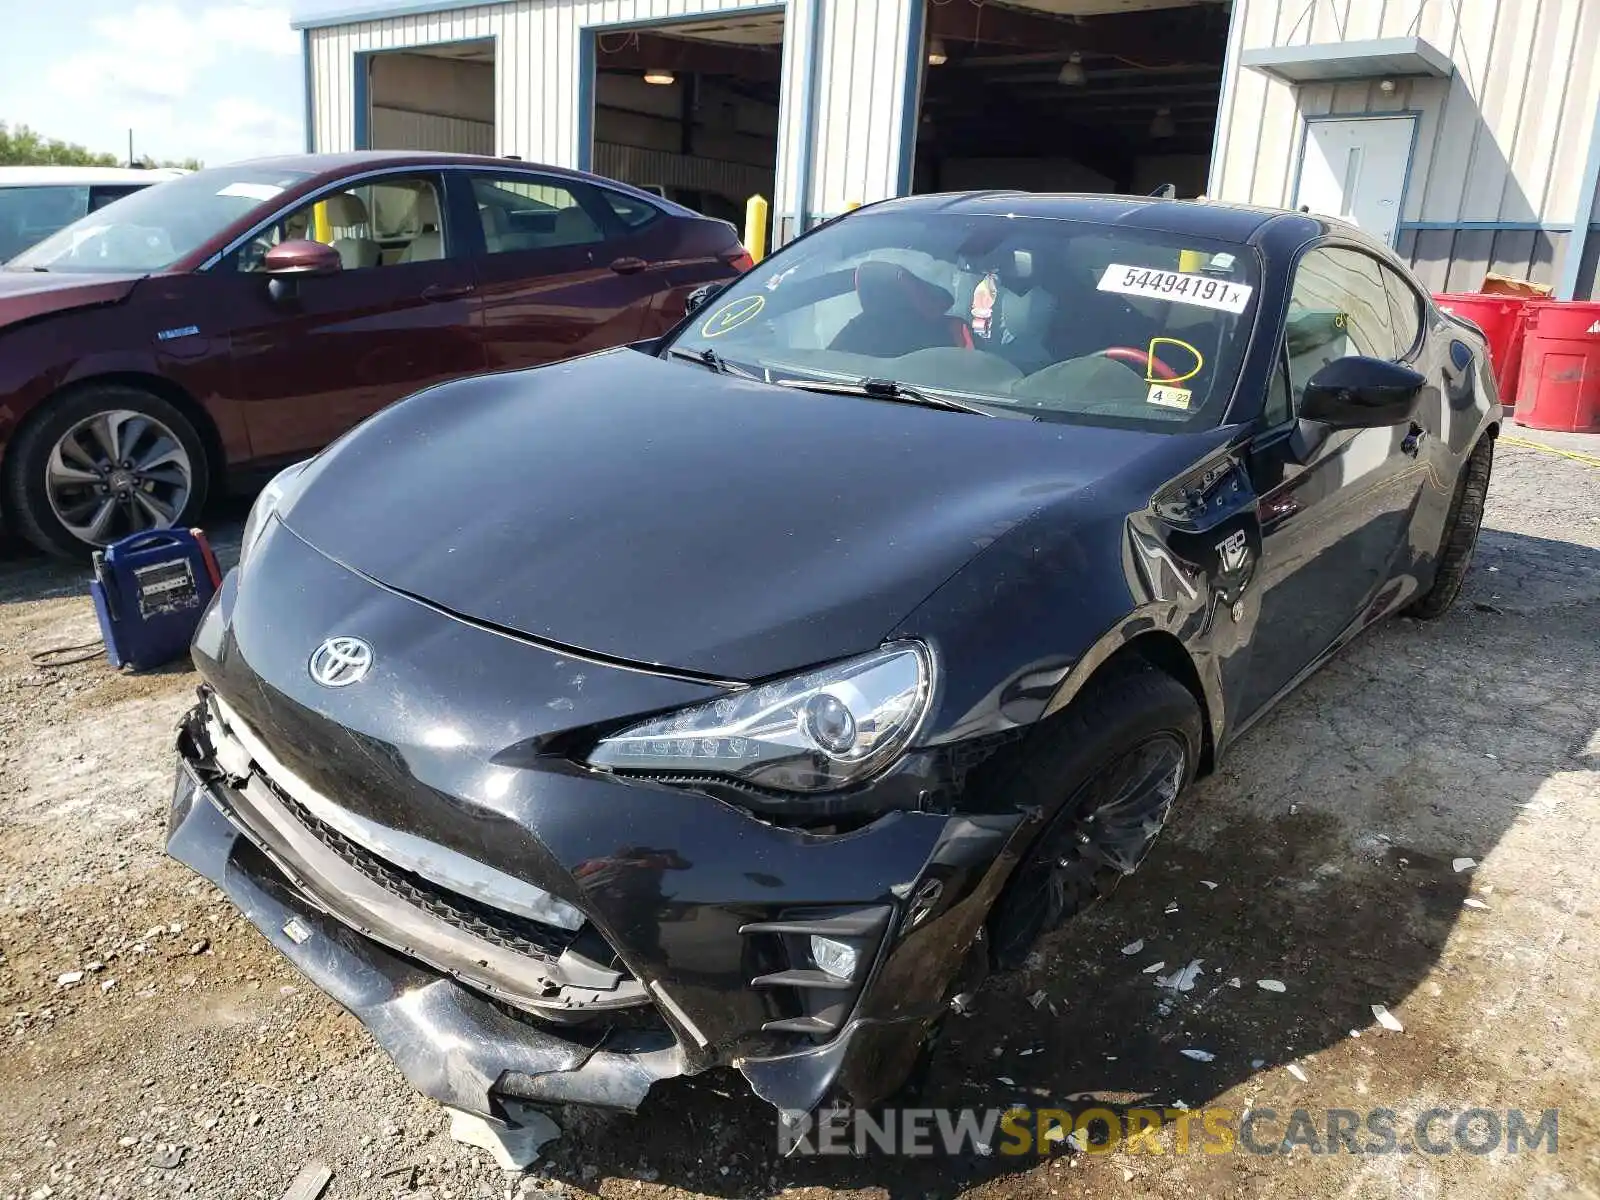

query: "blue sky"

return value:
[0, 0, 328, 166]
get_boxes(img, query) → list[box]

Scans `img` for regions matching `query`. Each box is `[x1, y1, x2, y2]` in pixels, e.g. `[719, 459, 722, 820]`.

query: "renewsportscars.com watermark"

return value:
[778, 1106, 1560, 1158]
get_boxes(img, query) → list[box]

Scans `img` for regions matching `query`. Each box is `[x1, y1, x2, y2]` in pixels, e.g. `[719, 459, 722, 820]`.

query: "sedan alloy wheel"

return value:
[45, 408, 194, 546]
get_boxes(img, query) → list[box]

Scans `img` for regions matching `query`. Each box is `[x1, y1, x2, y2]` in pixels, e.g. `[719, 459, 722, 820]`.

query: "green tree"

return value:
[134, 154, 205, 171]
[0, 122, 120, 167]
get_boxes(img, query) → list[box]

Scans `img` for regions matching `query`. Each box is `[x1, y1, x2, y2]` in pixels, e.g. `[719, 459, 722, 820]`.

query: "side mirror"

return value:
[264, 239, 342, 278]
[1301, 356, 1425, 428]
[684, 281, 726, 316]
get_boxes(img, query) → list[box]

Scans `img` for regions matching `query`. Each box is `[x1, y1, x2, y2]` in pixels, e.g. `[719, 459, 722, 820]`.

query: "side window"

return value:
[1284, 246, 1401, 410]
[89, 185, 147, 213]
[599, 189, 661, 231]
[1383, 266, 1424, 358]
[469, 175, 607, 254]
[1264, 347, 1293, 427]
[0, 186, 88, 262]
[234, 174, 446, 272]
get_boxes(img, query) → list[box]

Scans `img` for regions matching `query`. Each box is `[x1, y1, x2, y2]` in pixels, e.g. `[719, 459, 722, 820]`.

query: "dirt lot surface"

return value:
[1, 434, 1598, 1200]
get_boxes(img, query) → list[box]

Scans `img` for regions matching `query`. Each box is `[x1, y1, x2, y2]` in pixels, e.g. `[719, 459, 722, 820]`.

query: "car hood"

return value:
[281, 348, 1174, 681]
[0, 269, 144, 326]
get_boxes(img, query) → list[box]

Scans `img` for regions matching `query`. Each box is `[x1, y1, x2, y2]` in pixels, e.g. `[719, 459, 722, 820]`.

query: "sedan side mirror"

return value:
[264, 239, 342, 278]
[685, 281, 727, 316]
[1301, 356, 1425, 428]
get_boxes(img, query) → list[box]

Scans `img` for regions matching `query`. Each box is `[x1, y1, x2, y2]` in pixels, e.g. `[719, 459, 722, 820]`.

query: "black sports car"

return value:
[167, 193, 1498, 1136]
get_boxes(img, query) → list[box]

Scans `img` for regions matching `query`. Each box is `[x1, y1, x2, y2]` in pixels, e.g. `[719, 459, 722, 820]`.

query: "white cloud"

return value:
[31, 0, 302, 164]
[91, 1, 298, 59]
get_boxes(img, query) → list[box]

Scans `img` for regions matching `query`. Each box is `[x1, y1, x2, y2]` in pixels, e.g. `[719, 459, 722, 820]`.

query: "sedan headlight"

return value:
[587, 642, 933, 793]
[239, 460, 310, 565]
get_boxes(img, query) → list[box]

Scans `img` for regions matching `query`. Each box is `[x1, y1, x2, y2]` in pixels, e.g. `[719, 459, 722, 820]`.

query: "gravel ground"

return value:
[1, 432, 1597, 1200]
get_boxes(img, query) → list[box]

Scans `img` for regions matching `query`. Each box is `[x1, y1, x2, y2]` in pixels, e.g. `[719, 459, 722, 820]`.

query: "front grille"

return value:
[265, 779, 581, 963]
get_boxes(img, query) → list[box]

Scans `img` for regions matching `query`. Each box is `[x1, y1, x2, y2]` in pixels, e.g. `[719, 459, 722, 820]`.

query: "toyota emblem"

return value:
[309, 636, 373, 687]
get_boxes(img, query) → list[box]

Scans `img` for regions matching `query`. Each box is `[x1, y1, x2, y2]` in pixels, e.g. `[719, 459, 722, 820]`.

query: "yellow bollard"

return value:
[744, 194, 769, 264]
[312, 200, 332, 245]
[845, 200, 861, 212]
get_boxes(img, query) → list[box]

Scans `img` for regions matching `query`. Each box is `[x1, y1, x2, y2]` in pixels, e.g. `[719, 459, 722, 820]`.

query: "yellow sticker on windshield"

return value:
[1147, 337, 1205, 384]
[701, 294, 765, 338]
[1147, 384, 1193, 410]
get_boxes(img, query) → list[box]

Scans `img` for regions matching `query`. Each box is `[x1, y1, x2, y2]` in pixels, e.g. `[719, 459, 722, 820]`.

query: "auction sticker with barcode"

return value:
[1098, 264, 1253, 313]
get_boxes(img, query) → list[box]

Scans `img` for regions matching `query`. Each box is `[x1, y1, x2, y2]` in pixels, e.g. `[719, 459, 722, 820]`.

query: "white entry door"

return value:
[1294, 117, 1414, 246]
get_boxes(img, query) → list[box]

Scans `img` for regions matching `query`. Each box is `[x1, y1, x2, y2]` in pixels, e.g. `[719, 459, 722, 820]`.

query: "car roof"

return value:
[233, 150, 611, 184]
[208, 151, 707, 218]
[864, 191, 1312, 243]
[0, 166, 189, 187]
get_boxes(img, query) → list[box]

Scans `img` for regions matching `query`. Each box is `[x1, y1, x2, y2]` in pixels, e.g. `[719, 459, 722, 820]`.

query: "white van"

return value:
[0, 166, 188, 263]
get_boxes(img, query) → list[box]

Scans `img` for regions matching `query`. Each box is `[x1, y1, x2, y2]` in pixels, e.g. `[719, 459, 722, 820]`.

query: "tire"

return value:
[1407, 435, 1493, 621]
[4, 385, 210, 559]
[987, 662, 1203, 971]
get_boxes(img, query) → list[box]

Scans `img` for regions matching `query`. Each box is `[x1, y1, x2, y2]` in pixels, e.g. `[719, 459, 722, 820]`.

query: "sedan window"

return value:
[234, 175, 447, 272]
[599, 189, 661, 230]
[470, 175, 607, 253]
[0, 185, 88, 263]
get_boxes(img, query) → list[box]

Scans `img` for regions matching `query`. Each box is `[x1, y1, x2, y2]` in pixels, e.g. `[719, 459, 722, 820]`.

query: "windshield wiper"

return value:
[668, 346, 735, 375]
[774, 375, 992, 416]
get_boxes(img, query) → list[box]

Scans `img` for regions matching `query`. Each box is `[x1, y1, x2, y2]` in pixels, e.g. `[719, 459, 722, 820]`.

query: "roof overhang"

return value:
[1241, 36, 1454, 85]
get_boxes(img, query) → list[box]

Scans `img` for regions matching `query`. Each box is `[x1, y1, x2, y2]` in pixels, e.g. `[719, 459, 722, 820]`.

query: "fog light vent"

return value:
[742, 905, 890, 1038]
[810, 935, 858, 980]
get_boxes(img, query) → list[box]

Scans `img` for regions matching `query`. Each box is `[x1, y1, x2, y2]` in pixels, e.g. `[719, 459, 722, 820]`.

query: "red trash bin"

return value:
[1515, 301, 1600, 433]
[1433, 292, 1532, 411]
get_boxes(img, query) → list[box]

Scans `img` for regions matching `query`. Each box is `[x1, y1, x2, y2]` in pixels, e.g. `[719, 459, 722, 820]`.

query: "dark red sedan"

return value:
[0, 152, 750, 556]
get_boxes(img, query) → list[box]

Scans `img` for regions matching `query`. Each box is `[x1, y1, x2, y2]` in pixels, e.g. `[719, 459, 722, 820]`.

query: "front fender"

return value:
[897, 439, 1262, 768]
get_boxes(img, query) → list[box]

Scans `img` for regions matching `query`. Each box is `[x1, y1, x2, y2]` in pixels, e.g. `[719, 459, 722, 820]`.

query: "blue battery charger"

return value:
[90, 528, 223, 671]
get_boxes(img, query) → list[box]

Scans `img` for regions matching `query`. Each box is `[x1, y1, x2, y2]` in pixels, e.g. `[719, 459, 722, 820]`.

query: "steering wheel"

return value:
[1097, 346, 1180, 381]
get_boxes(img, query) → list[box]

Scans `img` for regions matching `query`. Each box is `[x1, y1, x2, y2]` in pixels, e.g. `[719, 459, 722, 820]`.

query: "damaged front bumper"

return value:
[169, 692, 1022, 1124]
[168, 760, 683, 1115]
[165, 525, 1028, 1124]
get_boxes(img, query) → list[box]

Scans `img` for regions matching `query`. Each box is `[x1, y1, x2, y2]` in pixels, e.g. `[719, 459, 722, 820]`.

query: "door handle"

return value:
[1402, 422, 1427, 457]
[609, 256, 649, 275]
[422, 283, 475, 302]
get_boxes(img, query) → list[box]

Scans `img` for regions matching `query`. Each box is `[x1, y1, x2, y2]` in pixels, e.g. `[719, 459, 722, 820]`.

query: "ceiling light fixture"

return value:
[927, 38, 948, 66]
[643, 68, 675, 85]
[1057, 53, 1086, 86]
[1150, 106, 1176, 138]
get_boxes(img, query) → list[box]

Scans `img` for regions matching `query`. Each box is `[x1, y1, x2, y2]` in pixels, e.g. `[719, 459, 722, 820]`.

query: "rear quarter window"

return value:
[600, 190, 661, 230]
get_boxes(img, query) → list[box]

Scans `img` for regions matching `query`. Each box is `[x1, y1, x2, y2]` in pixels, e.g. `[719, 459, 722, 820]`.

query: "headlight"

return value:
[586, 642, 933, 793]
[239, 460, 310, 566]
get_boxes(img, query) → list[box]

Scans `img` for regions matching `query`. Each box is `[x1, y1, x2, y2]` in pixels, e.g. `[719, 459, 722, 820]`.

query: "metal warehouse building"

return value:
[294, 0, 1600, 299]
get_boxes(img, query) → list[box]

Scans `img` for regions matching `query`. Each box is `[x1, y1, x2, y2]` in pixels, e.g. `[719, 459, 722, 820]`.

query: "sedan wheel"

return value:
[45, 409, 194, 545]
[4, 384, 210, 559]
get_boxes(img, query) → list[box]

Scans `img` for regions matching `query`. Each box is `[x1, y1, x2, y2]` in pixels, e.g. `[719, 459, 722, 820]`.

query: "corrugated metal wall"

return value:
[810, 0, 918, 214]
[592, 143, 770, 201]
[1394, 226, 1569, 295]
[367, 49, 496, 153]
[1214, 0, 1600, 293]
[309, 1, 766, 164]
[307, 0, 919, 245]
[371, 107, 496, 153]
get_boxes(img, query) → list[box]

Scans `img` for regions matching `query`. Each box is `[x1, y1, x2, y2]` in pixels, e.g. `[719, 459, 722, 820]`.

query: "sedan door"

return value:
[218, 171, 484, 459]
[456, 171, 665, 371]
[1236, 245, 1434, 720]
